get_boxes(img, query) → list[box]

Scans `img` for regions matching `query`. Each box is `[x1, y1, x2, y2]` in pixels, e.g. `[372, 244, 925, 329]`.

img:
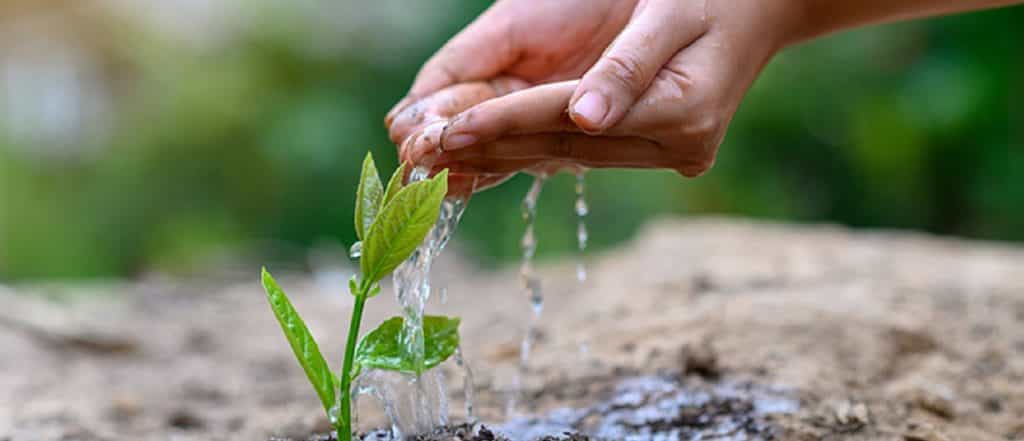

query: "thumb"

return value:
[408, 7, 517, 98]
[387, 9, 516, 123]
[569, 0, 707, 133]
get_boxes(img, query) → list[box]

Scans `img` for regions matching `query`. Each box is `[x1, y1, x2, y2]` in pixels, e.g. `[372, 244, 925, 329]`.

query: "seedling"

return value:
[261, 153, 459, 441]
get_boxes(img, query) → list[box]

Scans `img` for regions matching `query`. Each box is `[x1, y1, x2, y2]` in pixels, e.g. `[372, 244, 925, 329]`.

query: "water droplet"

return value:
[574, 171, 589, 282]
[349, 241, 362, 259]
[578, 340, 590, 358]
[329, 401, 341, 426]
[409, 166, 430, 183]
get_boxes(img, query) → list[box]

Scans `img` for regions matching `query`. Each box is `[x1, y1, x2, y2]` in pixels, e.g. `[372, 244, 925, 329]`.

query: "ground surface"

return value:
[2, 218, 1023, 441]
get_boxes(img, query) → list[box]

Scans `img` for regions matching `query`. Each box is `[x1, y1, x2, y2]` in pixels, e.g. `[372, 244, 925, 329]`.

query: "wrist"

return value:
[718, 0, 809, 62]
[761, 0, 817, 51]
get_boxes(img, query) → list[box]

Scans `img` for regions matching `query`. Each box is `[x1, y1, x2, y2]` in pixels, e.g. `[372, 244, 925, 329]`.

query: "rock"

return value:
[167, 409, 205, 430]
[903, 421, 951, 441]
[108, 395, 141, 421]
[679, 340, 719, 378]
[834, 400, 870, 426]
[909, 387, 956, 420]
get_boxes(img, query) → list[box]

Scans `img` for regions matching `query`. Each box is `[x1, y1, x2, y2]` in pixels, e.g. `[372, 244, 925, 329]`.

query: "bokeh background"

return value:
[1, 0, 1021, 281]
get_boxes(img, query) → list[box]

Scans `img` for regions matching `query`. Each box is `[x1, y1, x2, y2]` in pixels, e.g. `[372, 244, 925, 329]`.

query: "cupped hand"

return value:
[419, 0, 799, 178]
[387, 0, 641, 124]
[391, 0, 762, 136]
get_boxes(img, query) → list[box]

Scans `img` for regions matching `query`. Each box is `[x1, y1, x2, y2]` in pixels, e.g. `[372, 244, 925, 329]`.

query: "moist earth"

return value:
[2, 218, 1024, 440]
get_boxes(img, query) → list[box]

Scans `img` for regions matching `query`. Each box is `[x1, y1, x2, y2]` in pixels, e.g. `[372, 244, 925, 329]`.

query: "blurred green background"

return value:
[1, 1, 1021, 281]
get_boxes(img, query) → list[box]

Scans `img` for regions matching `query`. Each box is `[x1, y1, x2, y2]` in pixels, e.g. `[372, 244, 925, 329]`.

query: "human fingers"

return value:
[386, 4, 519, 121]
[568, 0, 708, 132]
[389, 78, 531, 145]
[434, 133, 709, 174]
[438, 81, 581, 154]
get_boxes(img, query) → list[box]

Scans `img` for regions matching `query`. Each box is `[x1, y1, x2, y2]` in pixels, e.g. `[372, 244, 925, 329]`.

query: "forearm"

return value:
[790, 0, 1024, 43]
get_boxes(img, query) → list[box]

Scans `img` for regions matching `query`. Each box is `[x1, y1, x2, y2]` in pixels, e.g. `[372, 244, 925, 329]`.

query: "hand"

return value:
[386, 0, 641, 125]
[416, 0, 799, 177]
[386, 78, 530, 197]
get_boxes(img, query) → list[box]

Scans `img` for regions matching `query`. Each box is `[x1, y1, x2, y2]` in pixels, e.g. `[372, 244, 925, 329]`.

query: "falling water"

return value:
[454, 345, 477, 424]
[574, 171, 589, 283]
[521, 176, 545, 315]
[392, 192, 466, 379]
[507, 176, 546, 416]
[351, 166, 474, 436]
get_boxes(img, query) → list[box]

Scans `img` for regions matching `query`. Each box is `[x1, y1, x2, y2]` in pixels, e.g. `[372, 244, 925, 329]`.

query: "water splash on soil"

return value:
[356, 375, 799, 441]
[352, 368, 449, 438]
[498, 376, 798, 441]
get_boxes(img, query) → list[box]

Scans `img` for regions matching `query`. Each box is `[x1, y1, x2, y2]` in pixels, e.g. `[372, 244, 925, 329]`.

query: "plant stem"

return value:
[337, 290, 367, 441]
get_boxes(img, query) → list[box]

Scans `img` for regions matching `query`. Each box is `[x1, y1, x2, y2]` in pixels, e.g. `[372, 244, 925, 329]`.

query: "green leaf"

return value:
[383, 163, 406, 205]
[354, 152, 384, 241]
[355, 315, 461, 374]
[360, 170, 448, 284]
[261, 268, 337, 414]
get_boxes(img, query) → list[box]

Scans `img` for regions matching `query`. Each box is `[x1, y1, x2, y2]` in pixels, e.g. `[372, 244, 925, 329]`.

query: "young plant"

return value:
[261, 153, 460, 441]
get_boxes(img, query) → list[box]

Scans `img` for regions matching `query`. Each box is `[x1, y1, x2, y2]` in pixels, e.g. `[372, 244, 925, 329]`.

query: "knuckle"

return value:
[671, 112, 726, 177]
[659, 63, 697, 97]
[680, 112, 726, 151]
[603, 52, 649, 94]
[679, 154, 717, 178]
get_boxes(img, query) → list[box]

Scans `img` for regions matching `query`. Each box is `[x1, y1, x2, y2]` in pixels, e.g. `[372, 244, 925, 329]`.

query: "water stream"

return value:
[354, 171, 594, 437]
[574, 171, 589, 283]
[506, 176, 546, 416]
[351, 167, 473, 437]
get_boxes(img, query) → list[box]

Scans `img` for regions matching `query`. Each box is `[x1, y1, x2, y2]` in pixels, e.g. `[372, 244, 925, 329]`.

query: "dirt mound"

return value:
[2, 218, 1023, 440]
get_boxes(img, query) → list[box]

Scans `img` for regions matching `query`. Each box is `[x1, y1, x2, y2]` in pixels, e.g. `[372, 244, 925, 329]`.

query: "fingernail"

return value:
[444, 133, 478, 150]
[386, 96, 414, 126]
[571, 91, 608, 128]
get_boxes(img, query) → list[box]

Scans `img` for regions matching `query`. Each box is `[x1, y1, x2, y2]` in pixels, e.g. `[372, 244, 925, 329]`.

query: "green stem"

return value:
[337, 289, 367, 441]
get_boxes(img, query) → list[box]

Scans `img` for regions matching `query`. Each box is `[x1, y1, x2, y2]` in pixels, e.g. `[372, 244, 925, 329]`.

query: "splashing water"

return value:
[507, 176, 546, 416]
[351, 368, 449, 438]
[574, 171, 589, 283]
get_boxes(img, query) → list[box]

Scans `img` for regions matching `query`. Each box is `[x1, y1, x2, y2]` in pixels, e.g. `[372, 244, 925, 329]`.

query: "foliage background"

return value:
[0, 1, 1021, 281]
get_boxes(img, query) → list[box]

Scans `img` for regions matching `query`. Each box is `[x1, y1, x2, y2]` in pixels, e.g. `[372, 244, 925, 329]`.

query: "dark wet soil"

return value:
[278, 375, 797, 441]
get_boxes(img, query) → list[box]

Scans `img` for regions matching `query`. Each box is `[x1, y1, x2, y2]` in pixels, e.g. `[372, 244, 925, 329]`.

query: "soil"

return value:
[2, 218, 1024, 441]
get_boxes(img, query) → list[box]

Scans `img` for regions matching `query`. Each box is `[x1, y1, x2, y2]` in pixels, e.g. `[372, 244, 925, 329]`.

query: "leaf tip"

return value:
[434, 168, 449, 192]
[261, 266, 273, 287]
